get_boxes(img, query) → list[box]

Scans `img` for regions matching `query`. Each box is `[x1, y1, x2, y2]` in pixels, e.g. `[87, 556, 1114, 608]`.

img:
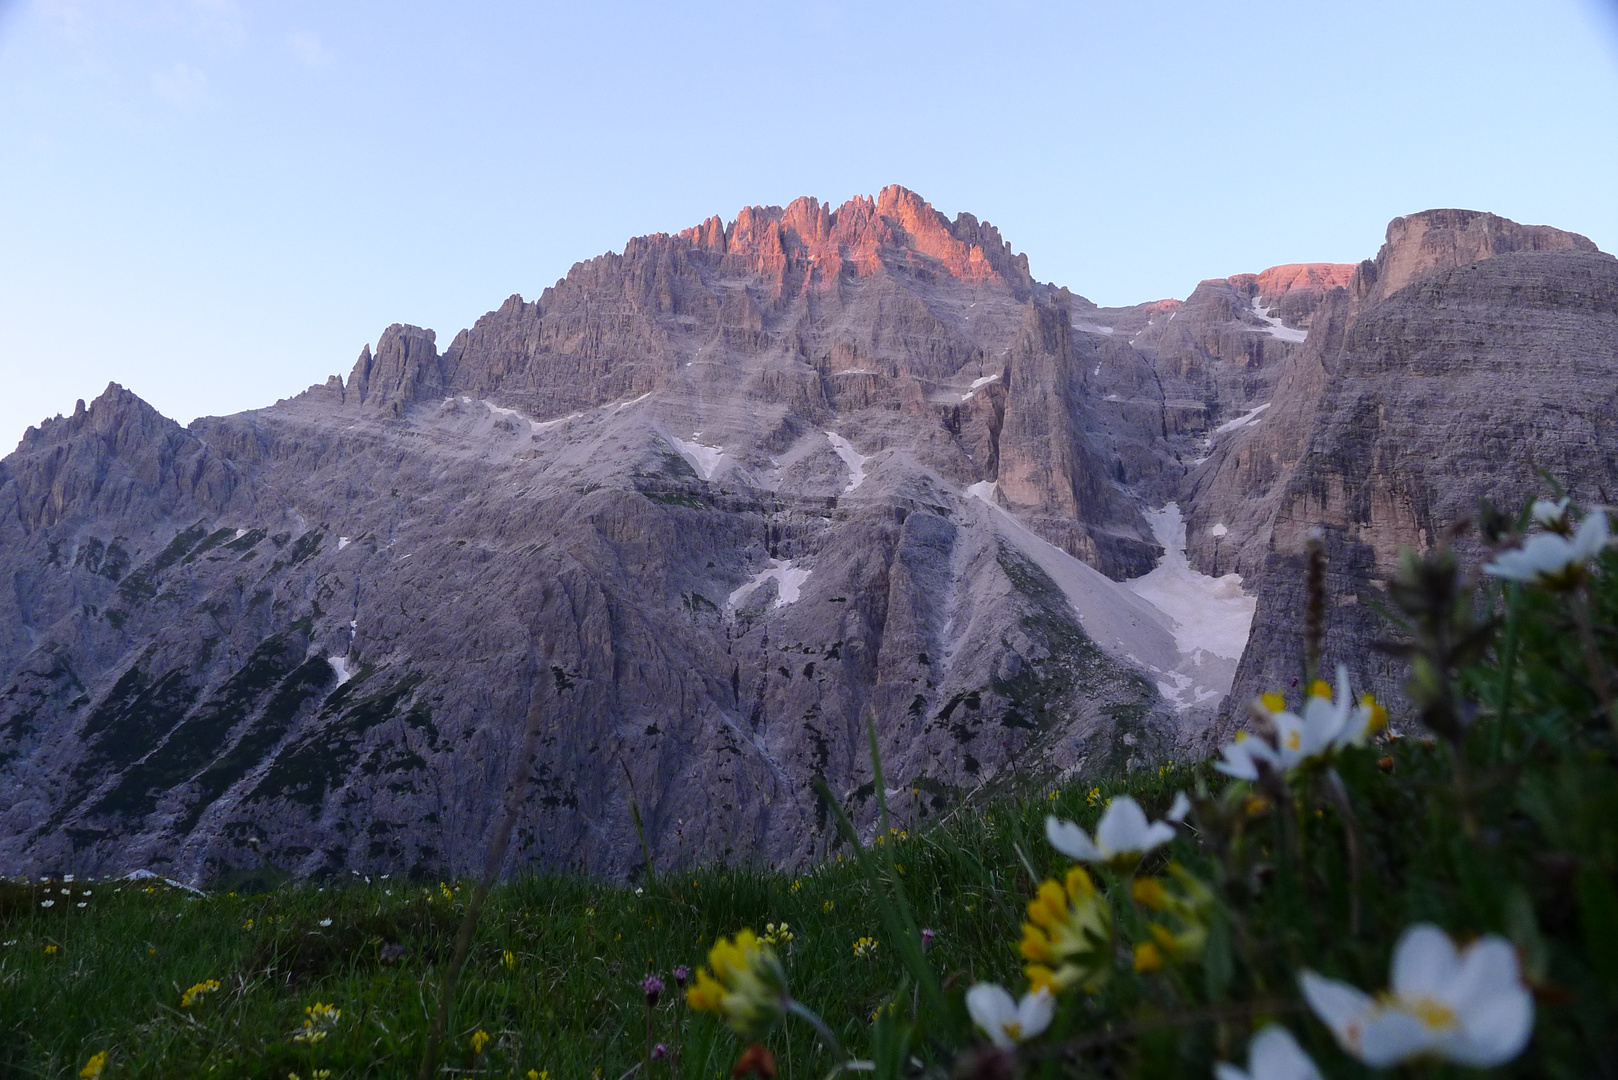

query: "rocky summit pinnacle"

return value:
[1, 191, 1611, 885]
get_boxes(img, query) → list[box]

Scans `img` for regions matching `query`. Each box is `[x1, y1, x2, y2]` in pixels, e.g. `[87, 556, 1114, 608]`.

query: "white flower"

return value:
[1485, 510, 1609, 585]
[1531, 497, 1569, 527]
[1216, 667, 1376, 778]
[965, 983, 1055, 1047]
[1046, 795, 1176, 866]
[40, 899, 54, 908]
[318, 918, 332, 927]
[1214, 1025, 1322, 1080]
[1300, 923, 1533, 1067]
[77, 902, 88, 908]
[1166, 791, 1191, 823]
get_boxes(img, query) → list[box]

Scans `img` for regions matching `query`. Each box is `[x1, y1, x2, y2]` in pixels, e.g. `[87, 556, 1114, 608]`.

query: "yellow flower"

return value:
[294, 1001, 341, 1043]
[471, 1029, 490, 1054]
[822, 900, 834, 913]
[1086, 786, 1101, 808]
[1020, 866, 1112, 994]
[853, 936, 879, 959]
[1131, 864, 1214, 964]
[761, 922, 794, 946]
[1260, 691, 1287, 713]
[44, 944, 59, 955]
[179, 978, 220, 1008]
[684, 929, 790, 1039]
[789, 879, 802, 893]
[79, 1051, 108, 1079]
[503, 949, 517, 971]
[529, 1071, 548, 1080]
[312, 1072, 331, 1080]
[1133, 942, 1164, 973]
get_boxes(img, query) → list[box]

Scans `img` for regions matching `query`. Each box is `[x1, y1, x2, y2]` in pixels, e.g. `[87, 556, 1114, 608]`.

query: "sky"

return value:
[2, 1, 1616, 452]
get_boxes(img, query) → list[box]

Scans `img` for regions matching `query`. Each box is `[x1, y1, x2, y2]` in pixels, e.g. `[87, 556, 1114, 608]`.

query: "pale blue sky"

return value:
[3, 1, 1616, 451]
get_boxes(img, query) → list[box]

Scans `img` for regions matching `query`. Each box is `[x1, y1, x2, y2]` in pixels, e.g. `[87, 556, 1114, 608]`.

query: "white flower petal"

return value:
[1095, 796, 1151, 854]
[1571, 510, 1610, 561]
[1357, 1008, 1437, 1067]
[1166, 791, 1190, 823]
[1450, 984, 1534, 1066]
[1530, 498, 1569, 527]
[966, 983, 1017, 1048]
[1016, 987, 1055, 1040]
[1299, 970, 1372, 1050]
[1444, 935, 1521, 1012]
[1390, 924, 1459, 1000]
[1046, 816, 1101, 861]
[1214, 741, 1261, 780]
[1246, 1025, 1324, 1080]
[1212, 1065, 1250, 1080]
[1140, 821, 1176, 852]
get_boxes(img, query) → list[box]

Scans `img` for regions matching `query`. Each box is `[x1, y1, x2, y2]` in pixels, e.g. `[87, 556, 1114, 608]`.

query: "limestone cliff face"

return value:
[1223, 216, 1616, 720]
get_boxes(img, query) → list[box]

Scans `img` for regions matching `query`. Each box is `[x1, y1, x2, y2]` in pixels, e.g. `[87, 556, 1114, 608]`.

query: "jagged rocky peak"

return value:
[345, 324, 442, 416]
[667, 184, 1034, 294]
[1352, 208, 1601, 309]
[17, 382, 177, 454]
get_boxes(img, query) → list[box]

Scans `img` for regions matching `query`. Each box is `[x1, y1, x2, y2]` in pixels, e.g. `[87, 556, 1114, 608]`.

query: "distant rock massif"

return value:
[1, 189, 1612, 882]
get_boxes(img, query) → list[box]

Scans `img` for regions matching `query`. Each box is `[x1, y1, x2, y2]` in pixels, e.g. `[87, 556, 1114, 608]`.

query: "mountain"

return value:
[0, 190, 1609, 883]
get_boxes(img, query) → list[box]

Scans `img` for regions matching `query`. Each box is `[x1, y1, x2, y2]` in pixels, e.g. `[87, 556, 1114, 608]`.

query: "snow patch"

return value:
[1074, 323, 1115, 335]
[232, 529, 247, 540]
[671, 437, 725, 480]
[1213, 402, 1271, 436]
[1209, 523, 1228, 538]
[1249, 296, 1308, 343]
[825, 432, 869, 492]
[327, 656, 353, 687]
[727, 560, 811, 610]
[969, 373, 1000, 390]
[1125, 503, 1255, 663]
[337, 536, 351, 550]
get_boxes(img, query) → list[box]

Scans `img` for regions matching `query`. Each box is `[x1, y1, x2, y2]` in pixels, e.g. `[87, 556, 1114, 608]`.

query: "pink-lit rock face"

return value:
[670, 185, 1033, 300]
[1253, 263, 1356, 298]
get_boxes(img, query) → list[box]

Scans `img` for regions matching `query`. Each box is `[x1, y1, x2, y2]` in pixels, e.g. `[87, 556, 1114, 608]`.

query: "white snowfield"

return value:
[825, 431, 869, 492]
[727, 560, 811, 610]
[964, 485, 1254, 715]
[1249, 296, 1308, 343]
[671, 436, 725, 480]
[1213, 401, 1271, 436]
[327, 656, 354, 687]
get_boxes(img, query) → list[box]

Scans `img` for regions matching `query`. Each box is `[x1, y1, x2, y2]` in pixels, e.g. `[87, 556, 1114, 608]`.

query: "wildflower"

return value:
[965, 983, 1055, 1047]
[672, 965, 690, 987]
[1045, 795, 1177, 868]
[40, 899, 54, 908]
[1085, 786, 1101, 807]
[1485, 508, 1609, 587]
[822, 900, 834, 914]
[294, 1001, 341, 1044]
[1218, 667, 1379, 779]
[179, 979, 221, 1008]
[318, 918, 332, 927]
[77, 902, 87, 909]
[471, 1029, 490, 1054]
[1132, 942, 1163, 973]
[45, 944, 59, 954]
[789, 879, 802, 893]
[243, 918, 254, 931]
[761, 921, 793, 946]
[503, 948, 517, 971]
[79, 1051, 108, 1079]
[1131, 863, 1215, 963]
[920, 928, 936, 950]
[1214, 1025, 1323, 1080]
[1531, 497, 1570, 529]
[853, 936, 879, 959]
[642, 973, 664, 1005]
[529, 1071, 547, 1080]
[686, 929, 790, 1038]
[1300, 923, 1533, 1067]
[652, 1043, 668, 1059]
[1020, 865, 1112, 993]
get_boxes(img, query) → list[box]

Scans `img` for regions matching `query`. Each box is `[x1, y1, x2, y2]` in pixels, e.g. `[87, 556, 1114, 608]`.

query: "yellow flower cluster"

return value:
[179, 979, 220, 1008]
[1020, 866, 1112, 994]
[1131, 863, 1216, 966]
[853, 936, 879, 959]
[293, 1001, 341, 1044]
[79, 1051, 107, 1079]
[686, 930, 790, 1038]
[503, 949, 517, 971]
[761, 922, 794, 946]
[471, 1029, 490, 1054]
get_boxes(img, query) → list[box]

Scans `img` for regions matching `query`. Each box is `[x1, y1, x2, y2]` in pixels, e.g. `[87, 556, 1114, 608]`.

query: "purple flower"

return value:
[642, 973, 664, 1005]
[672, 965, 690, 987]
[652, 1044, 668, 1060]
[920, 928, 936, 950]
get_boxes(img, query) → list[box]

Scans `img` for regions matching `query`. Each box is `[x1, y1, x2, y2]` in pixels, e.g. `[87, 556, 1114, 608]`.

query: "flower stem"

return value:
[788, 998, 847, 1062]
[1324, 768, 1364, 935]
[1572, 585, 1618, 747]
